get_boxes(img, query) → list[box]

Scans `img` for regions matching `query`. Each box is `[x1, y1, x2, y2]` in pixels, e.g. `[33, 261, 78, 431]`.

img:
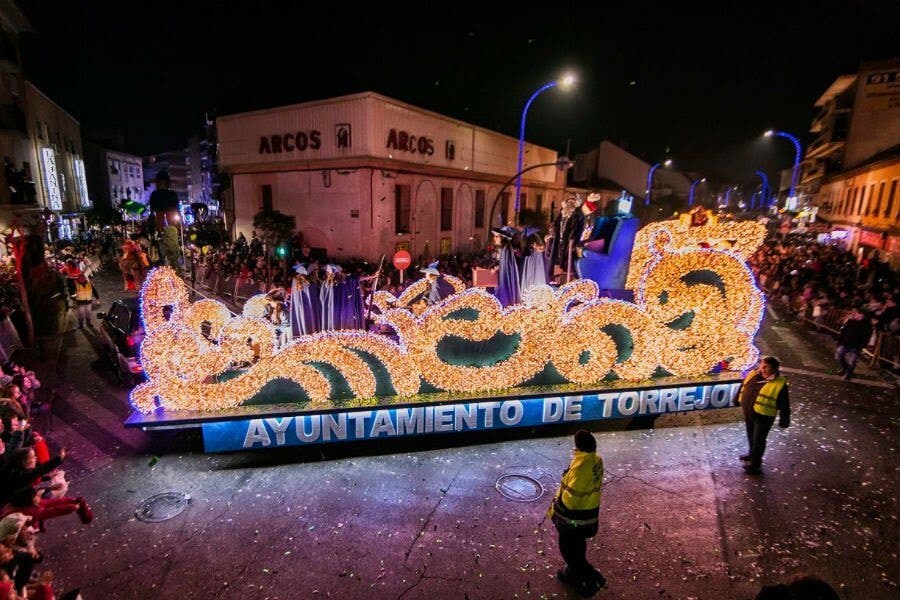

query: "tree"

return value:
[252, 209, 295, 252]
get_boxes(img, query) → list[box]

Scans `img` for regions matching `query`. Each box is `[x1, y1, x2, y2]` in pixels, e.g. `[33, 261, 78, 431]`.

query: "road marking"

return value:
[766, 304, 780, 322]
[770, 326, 826, 368]
[780, 366, 895, 389]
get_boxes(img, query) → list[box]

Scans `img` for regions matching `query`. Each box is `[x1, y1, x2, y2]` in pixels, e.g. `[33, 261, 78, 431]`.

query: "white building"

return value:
[105, 150, 143, 205]
[217, 92, 566, 261]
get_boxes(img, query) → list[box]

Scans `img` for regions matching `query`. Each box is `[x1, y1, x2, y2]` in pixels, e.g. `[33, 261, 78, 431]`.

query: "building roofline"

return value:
[217, 91, 558, 154]
[814, 74, 857, 107]
[859, 56, 900, 71]
[24, 81, 79, 125]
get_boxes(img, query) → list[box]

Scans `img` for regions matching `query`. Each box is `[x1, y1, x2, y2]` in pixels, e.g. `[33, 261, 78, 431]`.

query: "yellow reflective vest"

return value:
[549, 450, 603, 535]
[74, 280, 94, 302]
[742, 370, 787, 417]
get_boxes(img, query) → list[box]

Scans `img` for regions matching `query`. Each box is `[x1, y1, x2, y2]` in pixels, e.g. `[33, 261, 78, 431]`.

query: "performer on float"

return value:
[320, 264, 341, 331]
[548, 196, 585, 284]
[520, 226, 548, 296]
[264, 285, 288, 325]
[289, 264, 319, 337]
[491, 226, 520, 307]
[337, 267, 364, 330]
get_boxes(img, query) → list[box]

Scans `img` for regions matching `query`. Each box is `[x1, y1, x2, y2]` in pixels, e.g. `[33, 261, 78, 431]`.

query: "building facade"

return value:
[83, 142, 143, 211]
[815, 151, 900, 267]
[806, 57, 900, 266]
[187, 113, 220, 213]
[143, 149, 190, 205]
[217, 92, 566, 261]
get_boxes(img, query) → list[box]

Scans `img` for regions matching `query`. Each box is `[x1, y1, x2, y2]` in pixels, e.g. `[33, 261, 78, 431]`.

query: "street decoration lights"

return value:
[513, 72, 576, 223]
[645, 159, 673, 205]
[763, 129, 802, 204]
[754, 170, 770, 209]
[131, 219, 767, 413]
[689, 177, 706, 206]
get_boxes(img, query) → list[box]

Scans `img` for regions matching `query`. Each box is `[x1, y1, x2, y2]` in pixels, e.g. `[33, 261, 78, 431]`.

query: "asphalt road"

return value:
[24, 270, 899, 600]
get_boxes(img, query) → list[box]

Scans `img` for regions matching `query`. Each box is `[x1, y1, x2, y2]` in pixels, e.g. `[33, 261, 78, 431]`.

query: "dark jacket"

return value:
[838, 317, 873, 350]
[0, 455, 62, 505]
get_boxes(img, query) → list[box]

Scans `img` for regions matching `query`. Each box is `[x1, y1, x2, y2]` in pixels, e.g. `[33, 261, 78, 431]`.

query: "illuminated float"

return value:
[126, 219, 768, 452]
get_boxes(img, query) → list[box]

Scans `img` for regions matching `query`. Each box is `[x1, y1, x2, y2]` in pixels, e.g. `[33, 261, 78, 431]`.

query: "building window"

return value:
[842, 187, 851, 214]
[260, 184, 273, 213]
[474, 190, 485, 228]
[520, 193, 527, 210]
[873, 181, 886, 216]
[885, 180, 898, 219]
[849, 187, 858, 214]
[440, 187, 453, 231]
[500, 192, 510, 225]
[536, 193, 543, 214]
[395, 184, 411, 234]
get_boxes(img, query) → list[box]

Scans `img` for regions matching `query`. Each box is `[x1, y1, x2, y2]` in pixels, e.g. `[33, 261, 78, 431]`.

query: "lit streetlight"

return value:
[688, 177, 706, 206]
[645, 158, 673, 205]
[513, 72, 576, 223]
[763, 129, 802, 203]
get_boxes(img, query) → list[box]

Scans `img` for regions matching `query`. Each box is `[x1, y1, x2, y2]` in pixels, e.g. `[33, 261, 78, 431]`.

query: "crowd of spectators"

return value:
[749, 236, 900, 336]
[0, 360, 86, 599]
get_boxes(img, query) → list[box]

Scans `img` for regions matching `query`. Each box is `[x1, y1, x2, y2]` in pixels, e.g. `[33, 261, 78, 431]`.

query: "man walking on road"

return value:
[738, 356, 791, 475]
[548, 429, 606, 596]
[835, 306, 873, 381]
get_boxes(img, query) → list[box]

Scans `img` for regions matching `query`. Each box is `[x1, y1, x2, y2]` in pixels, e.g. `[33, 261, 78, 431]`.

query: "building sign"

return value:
[73, 158, 90, 208]
[858, 229, 886, 249]
[201, 382, 742, 452]
[258, 130, 322, 154]
[40, 148, 62, 210]
[386, 129, 434, 155]
[335, 123, 351, 148]
[863, 70, 900, 111]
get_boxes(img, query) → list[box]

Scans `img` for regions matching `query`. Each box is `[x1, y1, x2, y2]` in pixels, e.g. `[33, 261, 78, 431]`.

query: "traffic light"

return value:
[275, 243, 288, 259]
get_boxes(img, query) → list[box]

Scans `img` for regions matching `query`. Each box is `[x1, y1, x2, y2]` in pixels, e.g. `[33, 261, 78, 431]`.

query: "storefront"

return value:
[217, 92, 566, 261]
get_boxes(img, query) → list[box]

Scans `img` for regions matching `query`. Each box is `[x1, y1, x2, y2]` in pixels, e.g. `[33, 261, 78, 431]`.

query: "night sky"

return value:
[17, 1, 900, 188]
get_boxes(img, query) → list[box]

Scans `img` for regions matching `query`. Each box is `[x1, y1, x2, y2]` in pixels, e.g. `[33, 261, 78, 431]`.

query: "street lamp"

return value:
[688, 177, 706, 206]
[513, 72, 576, 223]
[754, 170, 770, 209]
[645, 159, 673, 205]
[170, 212, 186, 268]
[763, 129, 802, 203]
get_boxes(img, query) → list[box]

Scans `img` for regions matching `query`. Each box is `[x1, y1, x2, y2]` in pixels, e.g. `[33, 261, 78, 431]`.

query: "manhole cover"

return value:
[495, 474, 545, 502]
[135, 492, 192, 523]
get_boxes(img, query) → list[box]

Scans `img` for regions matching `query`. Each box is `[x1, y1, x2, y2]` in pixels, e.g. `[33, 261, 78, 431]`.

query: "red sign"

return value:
[392, 250, 412, 270]
[858, 230, 886, 249]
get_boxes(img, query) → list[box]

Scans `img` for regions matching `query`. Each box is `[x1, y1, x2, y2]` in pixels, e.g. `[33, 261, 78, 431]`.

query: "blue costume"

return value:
[519, 227, 549, 297]
[319, 264, 340, 331]
[492, 227, 521, 307]
[290, 265, 320, 337]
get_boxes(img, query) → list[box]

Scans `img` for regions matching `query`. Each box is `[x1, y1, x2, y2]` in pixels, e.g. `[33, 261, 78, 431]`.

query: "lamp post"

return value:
[688, 177, 706, 206]
[763, 129, 802, 203]
[513, 73, 576, 224]
[754, 170, 770, 209]
[645, 159, 673, 205]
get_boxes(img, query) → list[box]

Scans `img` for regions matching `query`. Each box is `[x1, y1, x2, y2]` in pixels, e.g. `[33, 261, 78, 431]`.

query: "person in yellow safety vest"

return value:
[737, 355, 790, 475]
[72, 274, 100, 329]
[548, 429, 607, 595]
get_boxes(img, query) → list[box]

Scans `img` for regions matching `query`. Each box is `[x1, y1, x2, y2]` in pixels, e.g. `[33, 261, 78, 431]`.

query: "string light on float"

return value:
[132, 223, 766, 414]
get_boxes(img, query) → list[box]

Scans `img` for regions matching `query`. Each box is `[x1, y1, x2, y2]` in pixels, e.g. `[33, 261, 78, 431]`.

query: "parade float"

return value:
[125, 217, 768, 452]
